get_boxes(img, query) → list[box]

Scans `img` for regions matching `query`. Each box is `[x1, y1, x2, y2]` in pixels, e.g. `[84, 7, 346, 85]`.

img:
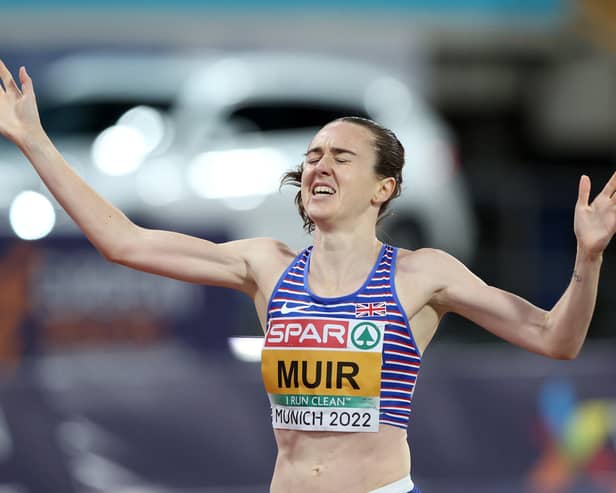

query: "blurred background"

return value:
[0, 0, 615, 492]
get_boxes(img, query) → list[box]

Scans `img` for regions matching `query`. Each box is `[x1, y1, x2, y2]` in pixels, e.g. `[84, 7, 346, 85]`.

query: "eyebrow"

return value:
[304, 146, 358, 157]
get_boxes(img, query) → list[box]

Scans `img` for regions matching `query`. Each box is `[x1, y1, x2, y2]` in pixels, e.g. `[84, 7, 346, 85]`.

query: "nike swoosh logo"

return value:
[280, 302, 316, 315]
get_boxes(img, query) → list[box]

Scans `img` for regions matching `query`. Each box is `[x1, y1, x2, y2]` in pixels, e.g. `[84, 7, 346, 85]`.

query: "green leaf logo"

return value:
[350, 322, 381, 350]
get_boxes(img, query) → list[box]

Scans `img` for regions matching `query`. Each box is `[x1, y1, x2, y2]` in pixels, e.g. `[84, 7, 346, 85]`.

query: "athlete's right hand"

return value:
[0, 60, 43, 146]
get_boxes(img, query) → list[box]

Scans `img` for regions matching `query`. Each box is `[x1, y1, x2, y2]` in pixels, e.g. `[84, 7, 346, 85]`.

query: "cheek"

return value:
[300, 179, 311, 204]
[299, 168, 312, 193]
[300, 187, 309, 205]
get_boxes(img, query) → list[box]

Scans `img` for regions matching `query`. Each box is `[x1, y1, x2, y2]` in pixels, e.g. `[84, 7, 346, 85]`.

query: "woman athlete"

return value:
[1, 61, 615, 493]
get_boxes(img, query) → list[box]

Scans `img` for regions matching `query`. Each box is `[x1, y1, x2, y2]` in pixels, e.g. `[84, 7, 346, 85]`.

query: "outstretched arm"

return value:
[0, 61, 268, 294]
[0, 63, 137, 261]
[429, 171, 616, 359]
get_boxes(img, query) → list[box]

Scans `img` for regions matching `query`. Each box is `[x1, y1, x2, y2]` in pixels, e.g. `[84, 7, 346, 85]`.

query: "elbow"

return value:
[101, 244, 125, 264]
[95, 222, 139, 265]
[540, 313, 582, 360]
[99, 229, 142, 265]
[543, 339, 582, 360]
[542, 320, 584, 361]
[101, 239, 136, 265]
[547, 347, 579, 361]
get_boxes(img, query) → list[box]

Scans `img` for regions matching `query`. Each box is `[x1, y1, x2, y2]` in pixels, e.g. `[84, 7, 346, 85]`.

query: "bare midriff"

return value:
[270, 425, 411, 493]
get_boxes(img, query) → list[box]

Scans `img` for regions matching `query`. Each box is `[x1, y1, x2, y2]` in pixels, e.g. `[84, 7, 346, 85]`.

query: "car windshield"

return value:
[227, 102, 371, 133]
[39, 100, 171, 137]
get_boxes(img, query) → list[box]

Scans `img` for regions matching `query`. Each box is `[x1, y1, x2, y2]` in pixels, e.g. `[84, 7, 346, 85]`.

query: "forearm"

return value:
[544, 247, 603, 359]
[19, 128, 136, 259]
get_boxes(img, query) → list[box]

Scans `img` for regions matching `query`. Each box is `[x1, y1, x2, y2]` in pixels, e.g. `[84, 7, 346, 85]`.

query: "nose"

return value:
[314, 155, 333, 175]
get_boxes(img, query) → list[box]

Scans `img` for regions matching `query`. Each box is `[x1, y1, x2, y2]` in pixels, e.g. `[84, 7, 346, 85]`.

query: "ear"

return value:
[371, 177, 396, 206]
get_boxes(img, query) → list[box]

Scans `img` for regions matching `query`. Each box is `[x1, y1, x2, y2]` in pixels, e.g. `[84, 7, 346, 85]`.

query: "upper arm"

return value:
[426, 249, 550, 356]
[109, 225, 283, 295]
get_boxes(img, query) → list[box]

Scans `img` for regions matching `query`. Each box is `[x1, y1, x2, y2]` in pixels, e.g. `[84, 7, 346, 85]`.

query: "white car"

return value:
[146, 52, 477, 260]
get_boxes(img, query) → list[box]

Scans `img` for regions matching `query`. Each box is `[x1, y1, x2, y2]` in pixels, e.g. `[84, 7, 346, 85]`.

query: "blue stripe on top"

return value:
[266, 243, 422, 430]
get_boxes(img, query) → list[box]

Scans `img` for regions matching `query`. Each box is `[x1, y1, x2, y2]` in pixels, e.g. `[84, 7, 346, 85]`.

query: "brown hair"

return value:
[280, 116, 405, 233]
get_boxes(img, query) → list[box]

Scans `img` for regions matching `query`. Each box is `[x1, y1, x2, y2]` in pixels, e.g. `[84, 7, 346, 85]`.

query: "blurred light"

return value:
[229, 336, 263, 362]
[9, 191, 56, 240]
[364, 77, 414, 124]
[184, 58, 253, 108]
[404, 137, 454, 187]
[136, 157, 183, 206]
[539, 379, 575, 438]
[117, 106, 168, 154]
[92, 125, 147, 176]
[187, 147, 289, 200]
[73, 451, 141, 491]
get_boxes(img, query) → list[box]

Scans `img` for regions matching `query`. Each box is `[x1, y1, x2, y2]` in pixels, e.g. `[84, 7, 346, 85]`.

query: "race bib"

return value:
[262, 317, 384, 432]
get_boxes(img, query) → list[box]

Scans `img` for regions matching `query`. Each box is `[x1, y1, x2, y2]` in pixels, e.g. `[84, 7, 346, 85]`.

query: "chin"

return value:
[306, 204, 333, 219]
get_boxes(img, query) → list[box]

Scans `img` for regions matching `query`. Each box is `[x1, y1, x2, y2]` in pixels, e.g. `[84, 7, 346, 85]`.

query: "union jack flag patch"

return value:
[355, 302, 387, 317]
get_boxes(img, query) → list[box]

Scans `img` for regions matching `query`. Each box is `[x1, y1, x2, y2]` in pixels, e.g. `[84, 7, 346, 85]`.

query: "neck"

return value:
[312, 214, 380, 252]
[308, 225, 382, 296]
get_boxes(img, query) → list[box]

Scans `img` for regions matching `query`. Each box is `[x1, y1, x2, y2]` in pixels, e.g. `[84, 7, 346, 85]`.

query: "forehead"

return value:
[307, 121, 375, 155]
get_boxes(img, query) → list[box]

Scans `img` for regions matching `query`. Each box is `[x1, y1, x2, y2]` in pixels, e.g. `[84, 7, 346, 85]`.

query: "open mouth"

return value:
[312, 185, 336, 196]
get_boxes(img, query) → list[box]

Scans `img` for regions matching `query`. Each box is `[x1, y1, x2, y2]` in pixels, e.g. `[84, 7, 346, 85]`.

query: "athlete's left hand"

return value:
[574, 170, 616, 258]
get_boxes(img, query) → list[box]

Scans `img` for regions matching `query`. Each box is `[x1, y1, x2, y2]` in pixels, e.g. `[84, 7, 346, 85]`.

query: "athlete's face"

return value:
[301, 121, 392, 230]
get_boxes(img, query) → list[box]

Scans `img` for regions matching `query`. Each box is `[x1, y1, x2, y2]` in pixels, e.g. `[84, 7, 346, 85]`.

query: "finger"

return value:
[0, 59, 6, 93]
[0, 59, 21, 96]
[600, 169, 616, 198]
[19, 66, 34, 97]
[577, 174, 591, 207]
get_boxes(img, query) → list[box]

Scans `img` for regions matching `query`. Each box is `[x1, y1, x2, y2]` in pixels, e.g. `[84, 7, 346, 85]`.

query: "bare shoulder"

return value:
[394, 247, 477, 313]
[391, 248, 450, 313]
[238, 237, 297, 265]
[238, 237, 299, 285]
[239, 238, 301, 328]
[395, 247, 460, 281]
[391, 248, 461, 351]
